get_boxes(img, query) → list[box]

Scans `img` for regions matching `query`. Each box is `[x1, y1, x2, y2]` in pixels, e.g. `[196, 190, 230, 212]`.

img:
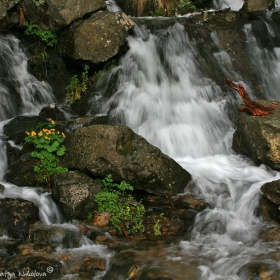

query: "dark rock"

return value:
[50, 170, 102, 221]
[237, 261, 280, 280]
[21, 0, 107, 32]
[62, 125, 192, 196]
[65, 115, 109, 132]
[0, 0, 21, 21]
[0, 198, 39, 240]
[30, 223, 82, 248]
[3, 115, 47, 144]
[0, 184, 4, 193]
[261, 179, 280, 205]
[58, 11, 134, 64]
[39, 105, 66, 121]
[232, 101, 280, 171]
[241, 0, 275, 12]
[258, 195, 280, 223]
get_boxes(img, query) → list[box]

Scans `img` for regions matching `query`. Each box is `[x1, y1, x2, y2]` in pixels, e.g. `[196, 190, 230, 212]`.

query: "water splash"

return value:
[213, 0, 244, 11]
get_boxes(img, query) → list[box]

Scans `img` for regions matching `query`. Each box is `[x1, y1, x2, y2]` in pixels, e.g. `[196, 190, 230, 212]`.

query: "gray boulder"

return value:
[232, 101, 280, 171]
[51, 170, 102, 221]
[21, 0, 107, 32]
[58, 11, 134, 64]
[61, 124, 192, 196]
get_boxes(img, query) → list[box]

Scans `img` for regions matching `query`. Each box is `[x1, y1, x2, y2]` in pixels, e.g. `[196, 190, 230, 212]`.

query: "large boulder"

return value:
[232, 101, 280, 171]
[0, 0, 20, 20]
[62, 125, 191, 196]
[241, 0, 274, 12]
[21, 0, 107, 32]
[0, 198, 39, 240]
[58, 11, 134, 64]
[51, 170, 102, 221]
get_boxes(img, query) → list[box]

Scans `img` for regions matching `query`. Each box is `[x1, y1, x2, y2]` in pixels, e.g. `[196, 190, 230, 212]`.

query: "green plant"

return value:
[153, 213, 164, 236]
[66, 65, 89, 103]
[149, 9, 164, 17]
[24, 119, 68, 185]
[83, 212, 94, 223]
[95, 174, 145, 235]
[23, 21, 57, 47]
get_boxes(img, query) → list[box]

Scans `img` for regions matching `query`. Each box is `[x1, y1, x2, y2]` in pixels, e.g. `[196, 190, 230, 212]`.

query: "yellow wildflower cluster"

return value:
[25, 119, 66, 139]
[26, 131, 37, 136]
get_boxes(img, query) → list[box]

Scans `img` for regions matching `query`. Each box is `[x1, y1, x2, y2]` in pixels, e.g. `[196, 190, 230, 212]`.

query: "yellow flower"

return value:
[45, 136, 50, 140]
[25, 131, 30, 135]
[38, 131, 43, 137]
[31, 131, 36, 136]
[57, 131, 60, 134]
[61, 132, 66, 138]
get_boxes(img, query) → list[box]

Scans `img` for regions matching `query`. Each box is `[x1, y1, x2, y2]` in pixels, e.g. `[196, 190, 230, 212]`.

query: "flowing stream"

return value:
[1, 6, 280, 279]
[95, 16, 280, 279]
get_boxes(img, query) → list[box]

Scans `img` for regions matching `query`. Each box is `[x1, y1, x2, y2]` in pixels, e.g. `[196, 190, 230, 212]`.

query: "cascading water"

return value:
[97, 20, 280, 278]
[0, 35, 113, 277]
[0, 35, 55, 121]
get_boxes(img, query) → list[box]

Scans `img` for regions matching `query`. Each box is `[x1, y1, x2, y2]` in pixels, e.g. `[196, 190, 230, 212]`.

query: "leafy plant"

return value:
[23, 21, 57, 47]
[153, 213, 164, 236]
[149, 9, 164, 17]
[24, 119, 68, 185]
[95, 174, 145, 235]
[66, 65, 89, 103]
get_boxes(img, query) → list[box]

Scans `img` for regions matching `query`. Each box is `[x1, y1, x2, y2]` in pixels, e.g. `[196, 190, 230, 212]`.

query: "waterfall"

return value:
[0, 35, 55, 121]
[244, 18, 280, 101]
[213, 0, 244, 11]
[98, 20, 280, 278]
[103, 24, 234, 158]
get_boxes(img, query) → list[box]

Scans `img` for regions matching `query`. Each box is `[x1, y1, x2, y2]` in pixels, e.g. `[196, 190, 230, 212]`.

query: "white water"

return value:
[0, 35, 113, 275]
[100, 22, 280, 278]
[213, 0, 244, 11]
[244, 21, 280, 101]
[0, 35, 55, 121]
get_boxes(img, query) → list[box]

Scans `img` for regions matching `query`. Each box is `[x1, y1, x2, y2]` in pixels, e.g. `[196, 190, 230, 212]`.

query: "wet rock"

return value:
[0, 184, 4, 193]
[5, 143, 40, 186]
[51, 170, 102, 221]
[232, 101, 280, 171]
[58, 11, 134, 64]
[5, 255, 62, 277]
[142, 194, 208, 212]
[64, 115, 109, 132]
[258, 195, 280, 224]
[62, 125, 191, 196]
[260, 225, 280, 242]
[0, 0, 21, 22]
[3, 115, 47, 144]
[39, 105, 66, 121]
[21, 0, 107, 32]
[0, 198, 39, 240]
[241, 0, 274, 12]
[30, 223, 82, 248]
[261, 179, 280, 205]
[237, 261, 280, 280]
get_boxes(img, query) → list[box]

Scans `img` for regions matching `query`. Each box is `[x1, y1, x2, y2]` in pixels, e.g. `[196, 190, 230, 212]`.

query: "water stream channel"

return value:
[1, 1, 280, 279]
